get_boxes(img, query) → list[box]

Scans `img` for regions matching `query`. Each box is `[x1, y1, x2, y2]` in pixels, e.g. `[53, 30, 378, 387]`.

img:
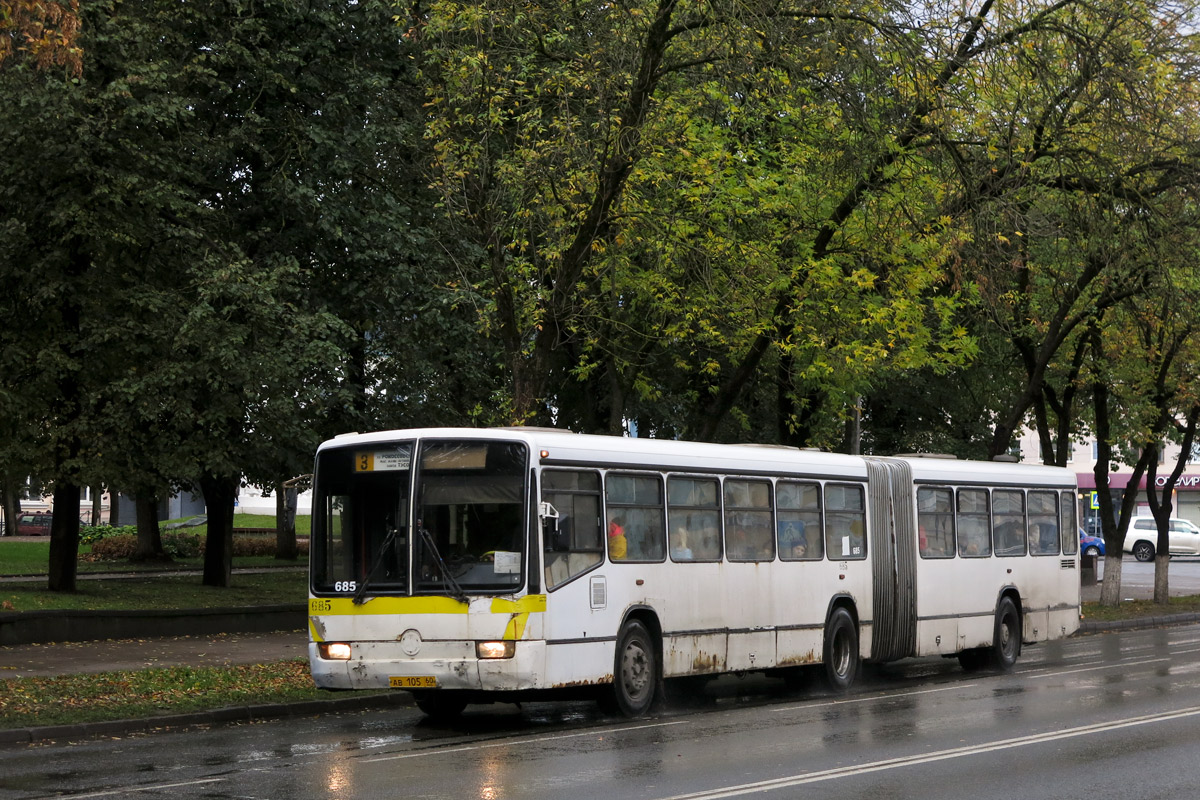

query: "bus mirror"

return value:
[540, 502, 572, 551]
[550, 514, 572, 551]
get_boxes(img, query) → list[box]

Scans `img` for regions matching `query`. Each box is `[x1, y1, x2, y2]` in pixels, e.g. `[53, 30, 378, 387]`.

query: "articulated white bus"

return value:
[307, 428, 1080, 718]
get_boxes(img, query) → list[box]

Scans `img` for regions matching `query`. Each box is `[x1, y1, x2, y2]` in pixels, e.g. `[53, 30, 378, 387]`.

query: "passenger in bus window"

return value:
[670, 527, 693, 561]
[778, 520, 805, 557]
[1032, 522, 1059, 554]
[608, 517, 627, 560]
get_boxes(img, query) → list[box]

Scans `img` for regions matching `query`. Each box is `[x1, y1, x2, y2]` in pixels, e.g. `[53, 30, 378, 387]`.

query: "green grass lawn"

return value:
[1, 570, 306, 612]
[0, 659, 385, 730]
[1081, 594, 1200, 622]
[0, 513, 309, 576]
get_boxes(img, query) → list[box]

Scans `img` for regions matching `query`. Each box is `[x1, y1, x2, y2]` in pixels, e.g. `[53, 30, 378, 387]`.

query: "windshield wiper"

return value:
[352, 525, 400, 606]
[418, 521, 468, 604]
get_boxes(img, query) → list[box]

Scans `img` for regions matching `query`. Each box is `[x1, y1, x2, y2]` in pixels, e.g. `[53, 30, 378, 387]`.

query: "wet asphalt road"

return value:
[4, 622, 1200, 800]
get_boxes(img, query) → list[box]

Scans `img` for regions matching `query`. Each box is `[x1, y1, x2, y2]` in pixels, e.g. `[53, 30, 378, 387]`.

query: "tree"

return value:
[421, 1, 987, 440]
[0, 0, 82, 75]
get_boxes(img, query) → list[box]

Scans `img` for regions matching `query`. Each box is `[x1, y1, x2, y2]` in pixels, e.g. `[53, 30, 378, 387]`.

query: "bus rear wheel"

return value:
[822, 607, 859, 693]
[610, 620, 658, 717]
[992, 596, 1021, 670]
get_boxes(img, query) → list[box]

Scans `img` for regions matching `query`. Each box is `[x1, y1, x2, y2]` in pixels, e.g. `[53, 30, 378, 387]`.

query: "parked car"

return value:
[16, 512, 52, 536]
[1122, 516, 1200, 562]
[1080, 528, 1105, 557]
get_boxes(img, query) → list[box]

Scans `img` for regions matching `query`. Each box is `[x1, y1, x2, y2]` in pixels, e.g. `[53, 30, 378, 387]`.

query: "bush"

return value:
[80, 525, 136, 545]
[86, 533, 307, 561]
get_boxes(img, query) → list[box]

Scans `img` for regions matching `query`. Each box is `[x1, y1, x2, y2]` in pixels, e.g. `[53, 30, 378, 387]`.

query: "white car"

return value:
[1122, 516, 1200, 561]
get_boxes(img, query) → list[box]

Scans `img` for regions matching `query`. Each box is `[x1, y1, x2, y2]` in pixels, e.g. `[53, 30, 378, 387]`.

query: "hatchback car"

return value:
[1079, 528, 1105, 557]
[16, 513, 52, 536]
[1122, 516, 1200, 561]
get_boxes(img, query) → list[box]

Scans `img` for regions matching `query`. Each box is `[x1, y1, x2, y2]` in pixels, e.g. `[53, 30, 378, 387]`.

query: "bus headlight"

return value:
[476, 641, 515, 659]
[319, 642, 352, 660]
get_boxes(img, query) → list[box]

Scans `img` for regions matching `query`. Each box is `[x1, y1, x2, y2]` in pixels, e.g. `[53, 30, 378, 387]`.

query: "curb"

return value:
[1077, 610, 1200, 634]
[0, 605, 306, 646]
[0, 691, 415, 747]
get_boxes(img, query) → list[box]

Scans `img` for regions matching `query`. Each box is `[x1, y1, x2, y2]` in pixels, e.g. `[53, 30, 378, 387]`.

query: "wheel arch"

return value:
[619, 604, 663, 646]
[616, 604, 664, 683]
[997, 585, 1022, 617]
[825, 593, 861, 629]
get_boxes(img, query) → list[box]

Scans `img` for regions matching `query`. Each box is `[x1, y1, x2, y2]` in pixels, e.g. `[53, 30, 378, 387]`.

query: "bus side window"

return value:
[606, 473, 666, 562]
[777, 481, 822, 560]
[724, 478, 774, 561]
[917, 487, 955, 558]
[1028, 491, 1059, 555]
[993, 489, 1026, 556]
[541, 470, 603, 589]
[826, 484, 866, 559]
[956, 488, 991, 557]
[667, 476, 721, 561]
[1060, 491, 1078, 555]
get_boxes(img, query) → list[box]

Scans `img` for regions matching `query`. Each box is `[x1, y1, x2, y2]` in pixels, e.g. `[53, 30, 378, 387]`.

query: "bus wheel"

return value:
[992, 596, 1022, 670]
[957, 647, 989, 672]
[822, 607, 859, 693]
[413, 691, 468, 720]
[611, 620, 657, 717]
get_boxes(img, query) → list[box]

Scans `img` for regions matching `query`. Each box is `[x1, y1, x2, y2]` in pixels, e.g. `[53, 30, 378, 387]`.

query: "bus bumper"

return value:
[308, 639, 547, 692]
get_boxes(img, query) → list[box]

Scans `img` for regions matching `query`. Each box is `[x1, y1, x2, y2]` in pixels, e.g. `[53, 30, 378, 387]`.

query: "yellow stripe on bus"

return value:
[308, 594, 547, 617]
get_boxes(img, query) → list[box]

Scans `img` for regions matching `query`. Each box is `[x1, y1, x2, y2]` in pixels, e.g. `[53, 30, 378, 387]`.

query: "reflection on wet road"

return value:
[5, 624, 1200, 800]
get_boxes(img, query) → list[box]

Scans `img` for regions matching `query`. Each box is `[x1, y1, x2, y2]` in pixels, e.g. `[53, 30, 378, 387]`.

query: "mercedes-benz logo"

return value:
[399, 628, 422, 656]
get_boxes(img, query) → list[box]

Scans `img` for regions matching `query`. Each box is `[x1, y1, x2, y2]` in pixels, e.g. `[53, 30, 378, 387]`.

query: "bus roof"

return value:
[319, 428, 1076, 488]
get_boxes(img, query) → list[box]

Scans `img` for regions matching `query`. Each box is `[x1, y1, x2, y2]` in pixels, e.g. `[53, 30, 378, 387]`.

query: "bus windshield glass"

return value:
[312, 442, 414, 596]
[415, 440, 528, 594]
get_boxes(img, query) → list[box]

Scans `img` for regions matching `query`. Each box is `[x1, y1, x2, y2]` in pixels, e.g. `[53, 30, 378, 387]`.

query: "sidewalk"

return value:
[0, 630, 306, 679]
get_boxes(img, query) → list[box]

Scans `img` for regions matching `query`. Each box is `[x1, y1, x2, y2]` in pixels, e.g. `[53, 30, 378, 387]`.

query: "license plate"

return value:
[390, 676, 438, 689]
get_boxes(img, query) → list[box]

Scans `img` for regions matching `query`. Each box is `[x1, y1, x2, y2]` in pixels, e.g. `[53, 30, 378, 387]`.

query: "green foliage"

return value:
[79, 525, 135, 545]
[86, 534, 307, 561]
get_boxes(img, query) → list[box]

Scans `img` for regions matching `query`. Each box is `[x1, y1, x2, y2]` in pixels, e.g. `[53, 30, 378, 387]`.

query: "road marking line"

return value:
[33, 778, 225, 799]
[361, 720, 687, 763]
[653, 705, 1200, 799]
[1021, 657, 1169, 678]
[770, 683, 979, 712]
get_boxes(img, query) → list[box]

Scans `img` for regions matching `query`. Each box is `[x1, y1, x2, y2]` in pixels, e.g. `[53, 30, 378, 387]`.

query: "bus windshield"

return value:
[311, 438, 528, 598]
[415, 440, 527, 593]
[312, 442, 414, 596]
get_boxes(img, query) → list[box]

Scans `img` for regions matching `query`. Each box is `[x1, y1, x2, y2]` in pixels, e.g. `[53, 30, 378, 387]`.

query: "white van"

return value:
[1123, 517, 1200, 561]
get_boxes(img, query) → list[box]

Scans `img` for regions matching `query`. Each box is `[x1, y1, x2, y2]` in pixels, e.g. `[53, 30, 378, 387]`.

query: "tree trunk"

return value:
[275, 483, 299, 561]
[1, 480, 20, 537]
[1154, 552, 1170, 605]
[133, 493, 167, 561]
[47, 483, 82, 592]
[91, 486, 102, 526]
[200, 474, 238, 587]
[108, 491, 121, 526]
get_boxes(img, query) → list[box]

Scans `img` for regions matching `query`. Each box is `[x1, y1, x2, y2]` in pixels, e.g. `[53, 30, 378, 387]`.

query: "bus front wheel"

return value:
[611, 620, 658, 717]
[822, 607, 859, 693]
[413, 691, 468, 720]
